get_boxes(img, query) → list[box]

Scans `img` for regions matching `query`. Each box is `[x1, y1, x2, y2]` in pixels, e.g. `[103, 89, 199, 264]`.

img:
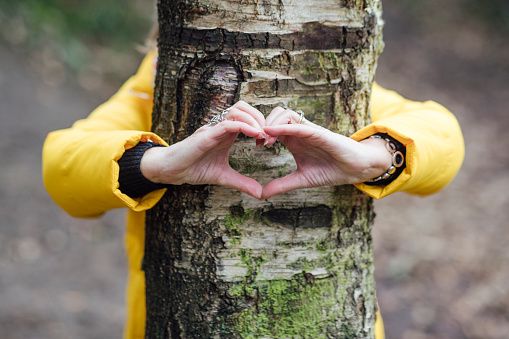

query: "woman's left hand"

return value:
[140, 101, 267, 199]
[261, 107, 393, 199]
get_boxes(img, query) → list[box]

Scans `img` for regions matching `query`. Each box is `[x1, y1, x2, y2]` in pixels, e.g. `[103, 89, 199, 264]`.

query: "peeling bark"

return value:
[145, 0, 384, 337]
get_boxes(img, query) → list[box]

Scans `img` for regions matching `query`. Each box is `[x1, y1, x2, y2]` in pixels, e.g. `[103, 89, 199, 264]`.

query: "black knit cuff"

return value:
[118, 142, 170, 198]
[363, 133, 406, 186]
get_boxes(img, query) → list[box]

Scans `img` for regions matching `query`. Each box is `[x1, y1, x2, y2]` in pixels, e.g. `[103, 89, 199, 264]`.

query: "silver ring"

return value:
[207, 107, 231, 126]
[295, 110, 305, 124]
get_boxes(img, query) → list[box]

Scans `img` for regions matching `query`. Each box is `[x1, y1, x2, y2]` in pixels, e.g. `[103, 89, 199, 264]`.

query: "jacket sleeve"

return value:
[42, 52, 168, 218]
[350, 83, 465, 199]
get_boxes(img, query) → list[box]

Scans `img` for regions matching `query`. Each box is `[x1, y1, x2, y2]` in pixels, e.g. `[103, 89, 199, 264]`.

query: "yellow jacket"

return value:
[42, 52, 464, 339]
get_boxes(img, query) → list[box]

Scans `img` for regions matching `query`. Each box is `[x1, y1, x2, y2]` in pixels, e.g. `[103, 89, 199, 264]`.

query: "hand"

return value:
[140, 101, 266, 199]
[261, 107, 392, 199]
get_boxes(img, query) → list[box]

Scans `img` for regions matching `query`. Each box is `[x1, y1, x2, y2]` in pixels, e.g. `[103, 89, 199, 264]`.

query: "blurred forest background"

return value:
[1, 0, 509, 338]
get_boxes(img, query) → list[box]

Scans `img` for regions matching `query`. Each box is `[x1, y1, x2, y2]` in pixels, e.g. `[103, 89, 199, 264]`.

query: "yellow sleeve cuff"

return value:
[350, 125, 415, 200]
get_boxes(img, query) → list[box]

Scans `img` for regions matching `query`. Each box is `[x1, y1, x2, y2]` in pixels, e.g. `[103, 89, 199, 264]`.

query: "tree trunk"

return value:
[145, 0, 384, 337]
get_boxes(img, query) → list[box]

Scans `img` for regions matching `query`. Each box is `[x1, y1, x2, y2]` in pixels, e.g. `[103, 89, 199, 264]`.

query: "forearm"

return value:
[42, 51, 167, 217]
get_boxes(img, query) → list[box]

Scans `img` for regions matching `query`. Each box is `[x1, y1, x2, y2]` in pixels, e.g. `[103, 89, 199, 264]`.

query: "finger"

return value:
[263, 135, 278, 147]
[263, 124, 324, 139]
[205, 120, 266, 141]
[264, 107, 294, 146]
[263, 123, 323, 147]
[264, 124, 356, 154]
[232, 101, 266, 127]
[218, 168, 263, 199]
[266, 108, 302, 127]
[266, 108, 324, 131]
[265, 106, 286, 126]
[262, 124, 324, 148]
[226, 107, 264, 131]
[270, 109, 315, 127]
[191, 121, 267, 157]
[261, 172, 310, 199]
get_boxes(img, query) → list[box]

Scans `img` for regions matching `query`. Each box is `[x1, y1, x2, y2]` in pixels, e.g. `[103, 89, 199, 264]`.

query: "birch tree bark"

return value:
[145, 0, 384, 337]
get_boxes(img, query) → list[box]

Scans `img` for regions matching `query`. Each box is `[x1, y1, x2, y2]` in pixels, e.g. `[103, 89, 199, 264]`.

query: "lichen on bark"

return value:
[145, 0, 384, 337]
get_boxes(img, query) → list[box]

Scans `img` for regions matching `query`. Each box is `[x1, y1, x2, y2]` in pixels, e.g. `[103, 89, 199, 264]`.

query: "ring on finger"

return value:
[295, 110, 305, 124]
[207, 107, 232, 126]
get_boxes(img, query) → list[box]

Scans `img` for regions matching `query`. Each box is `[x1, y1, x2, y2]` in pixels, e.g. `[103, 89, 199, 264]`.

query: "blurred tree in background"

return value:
[393, 0, 509, 33]
[462, 0, 509, 33]
[0, 0, 507, 89]
[0, 0, 154, 89]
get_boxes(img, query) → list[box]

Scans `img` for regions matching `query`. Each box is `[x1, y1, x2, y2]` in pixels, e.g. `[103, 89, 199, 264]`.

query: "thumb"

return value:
[261, 172, 308, 199]
[217, 168, 263, 199]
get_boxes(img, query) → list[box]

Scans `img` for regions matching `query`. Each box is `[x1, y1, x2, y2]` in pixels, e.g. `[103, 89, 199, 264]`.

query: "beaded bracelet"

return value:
[364, 134, 405, 185]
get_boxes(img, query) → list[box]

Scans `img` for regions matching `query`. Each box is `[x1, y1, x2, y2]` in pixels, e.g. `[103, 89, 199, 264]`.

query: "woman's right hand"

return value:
[261, 107, 393, 199]
[140, 101, 266, 199]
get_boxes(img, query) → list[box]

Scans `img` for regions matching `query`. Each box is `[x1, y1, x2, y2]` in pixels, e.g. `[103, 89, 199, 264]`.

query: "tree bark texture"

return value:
[145, 0, 384, 338]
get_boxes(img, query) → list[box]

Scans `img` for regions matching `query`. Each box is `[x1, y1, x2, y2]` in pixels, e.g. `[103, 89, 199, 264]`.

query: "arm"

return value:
[261, 84, 464, 199]
[350, 83, 465, 199]
[261, 112, 394, 199]
[43, 52, 266, 218]
[42, 52, 167, 218]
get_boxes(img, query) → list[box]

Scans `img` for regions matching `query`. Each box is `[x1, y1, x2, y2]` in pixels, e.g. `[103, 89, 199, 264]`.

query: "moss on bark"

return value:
[145, 0, 383, 337]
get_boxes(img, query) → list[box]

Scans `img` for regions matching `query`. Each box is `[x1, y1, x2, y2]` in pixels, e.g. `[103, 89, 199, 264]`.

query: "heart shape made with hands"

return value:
[169, 102, 387, 200]
[141, 102, 388, 201]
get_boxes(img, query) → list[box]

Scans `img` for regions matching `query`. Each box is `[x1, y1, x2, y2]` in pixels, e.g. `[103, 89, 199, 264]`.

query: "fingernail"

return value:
[263, 138, 269, 146]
